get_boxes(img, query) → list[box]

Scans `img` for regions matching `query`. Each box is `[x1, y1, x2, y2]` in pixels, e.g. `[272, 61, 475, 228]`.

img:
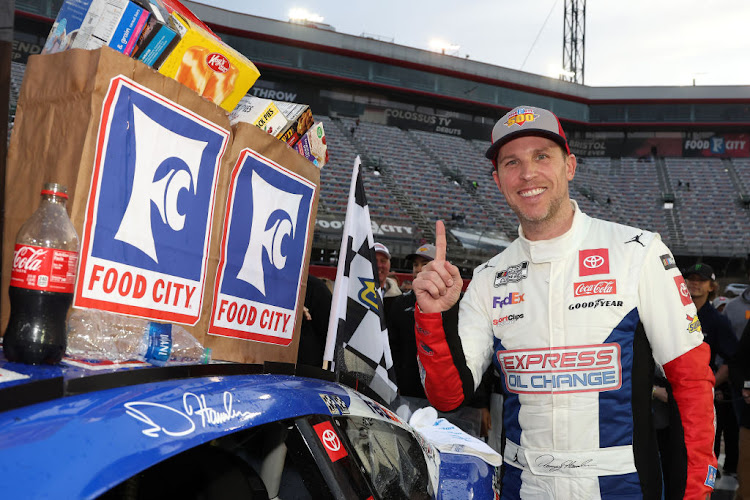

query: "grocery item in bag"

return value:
[158, 12, 260, 111]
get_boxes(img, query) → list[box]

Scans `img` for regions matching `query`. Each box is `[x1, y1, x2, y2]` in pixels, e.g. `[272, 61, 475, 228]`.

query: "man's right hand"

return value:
[413, 220, 463, 313]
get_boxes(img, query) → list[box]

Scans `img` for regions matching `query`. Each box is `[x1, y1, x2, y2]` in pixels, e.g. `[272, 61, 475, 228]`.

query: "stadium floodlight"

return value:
[548, 64, 576, 80]
[288, 8, 325, 24]
[429, 39, 460, 55]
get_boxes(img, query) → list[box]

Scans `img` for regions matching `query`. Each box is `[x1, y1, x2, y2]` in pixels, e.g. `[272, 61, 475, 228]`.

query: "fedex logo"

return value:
[209, 149, 315, 345]
[76, 76, 229, 324]
[578, 249, 609, 276]
[496, 344, 622, 394]
[493, 292, 525, 308]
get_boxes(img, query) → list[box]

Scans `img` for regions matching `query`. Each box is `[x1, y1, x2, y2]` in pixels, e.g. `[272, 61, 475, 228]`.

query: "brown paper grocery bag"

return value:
[4, 47, 319, 364]
[202, 123, 319, 364]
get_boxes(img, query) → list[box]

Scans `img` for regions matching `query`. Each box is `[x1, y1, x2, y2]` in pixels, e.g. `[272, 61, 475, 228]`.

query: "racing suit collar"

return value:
[517, 200, 591, 263]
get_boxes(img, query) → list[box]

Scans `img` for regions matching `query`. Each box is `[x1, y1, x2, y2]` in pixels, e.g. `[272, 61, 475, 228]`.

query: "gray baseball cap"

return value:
[485, 105, 570, 162]
[406, 244, 436, 261]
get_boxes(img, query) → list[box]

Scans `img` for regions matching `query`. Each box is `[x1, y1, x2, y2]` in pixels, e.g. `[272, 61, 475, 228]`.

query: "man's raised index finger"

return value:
[435, 220, 447, 261]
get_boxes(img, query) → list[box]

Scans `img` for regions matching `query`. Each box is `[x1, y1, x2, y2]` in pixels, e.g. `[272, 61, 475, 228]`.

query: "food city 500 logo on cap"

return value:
[208, 149, 315, 345]
[75, 76, 229, 324]
[496, 344, 622, 395]
[504, 107, 538, 128]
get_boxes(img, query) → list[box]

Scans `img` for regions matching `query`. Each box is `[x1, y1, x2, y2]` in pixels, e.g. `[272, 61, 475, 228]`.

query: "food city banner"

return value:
[682, 134, 750, 158]
[3, 47, 319, 364]
[324, 156, 398, 404]
[315, 215, 417, 240]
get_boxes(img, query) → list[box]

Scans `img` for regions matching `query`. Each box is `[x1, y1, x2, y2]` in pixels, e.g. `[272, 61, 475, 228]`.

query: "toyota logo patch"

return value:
[321, 429, 341, 451]
[313, 421, 348, 462]
[583, 255, 605, 269]
[579, 249, 610, 277]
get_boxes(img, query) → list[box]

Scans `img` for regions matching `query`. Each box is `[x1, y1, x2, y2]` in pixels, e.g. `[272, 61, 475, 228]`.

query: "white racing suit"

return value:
[416, 202, 717, 499]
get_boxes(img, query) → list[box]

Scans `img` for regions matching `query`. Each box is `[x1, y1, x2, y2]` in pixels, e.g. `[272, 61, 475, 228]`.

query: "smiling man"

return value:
[412, 105, 717, 499]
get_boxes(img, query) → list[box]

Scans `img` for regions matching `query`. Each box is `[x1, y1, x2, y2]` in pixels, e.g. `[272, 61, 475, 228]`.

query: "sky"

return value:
[195, 0, 750, 88]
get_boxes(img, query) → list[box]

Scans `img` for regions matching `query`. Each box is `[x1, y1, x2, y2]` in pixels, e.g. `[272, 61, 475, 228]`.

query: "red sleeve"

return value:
[662, 342, 718, 499]
[414, 307, 465, 412]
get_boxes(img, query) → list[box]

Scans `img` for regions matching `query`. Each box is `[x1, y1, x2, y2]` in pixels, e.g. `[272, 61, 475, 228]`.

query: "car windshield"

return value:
[336, 416, 432, 500]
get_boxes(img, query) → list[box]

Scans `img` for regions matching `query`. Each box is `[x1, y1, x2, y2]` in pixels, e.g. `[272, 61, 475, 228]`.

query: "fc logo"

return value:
[115, 105, 210, 263]
[236, 170, 304, 296]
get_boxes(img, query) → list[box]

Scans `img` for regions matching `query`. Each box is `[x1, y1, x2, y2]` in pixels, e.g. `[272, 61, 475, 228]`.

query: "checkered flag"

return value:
[323, 156, 398, 403]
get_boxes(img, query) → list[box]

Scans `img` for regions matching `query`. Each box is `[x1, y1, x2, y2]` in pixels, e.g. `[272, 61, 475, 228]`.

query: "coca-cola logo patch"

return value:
[579, 249, 609, 277]
[574, 280, 617, 297]
[206, 53, 230, 73]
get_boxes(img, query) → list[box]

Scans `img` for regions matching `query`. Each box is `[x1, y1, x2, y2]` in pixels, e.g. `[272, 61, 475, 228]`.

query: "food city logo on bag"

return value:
[208, 149, 315, 345]
[75, 76, 229, 325]
[497, 344, 622, 395]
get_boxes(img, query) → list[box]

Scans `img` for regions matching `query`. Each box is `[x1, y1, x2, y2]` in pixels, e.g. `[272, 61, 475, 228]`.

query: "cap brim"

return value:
[485, 129, 569, 161]
[683, 272, 712, 280]
[406, 253, 434, 261]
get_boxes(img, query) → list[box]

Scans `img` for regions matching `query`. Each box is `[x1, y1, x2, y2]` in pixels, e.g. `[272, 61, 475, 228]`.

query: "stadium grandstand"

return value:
[9, 0, 750, 284]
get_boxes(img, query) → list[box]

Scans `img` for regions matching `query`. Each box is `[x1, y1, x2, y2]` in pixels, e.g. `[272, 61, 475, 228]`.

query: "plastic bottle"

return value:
[4, 183, 79, 364]
[66, 309, 211, 366]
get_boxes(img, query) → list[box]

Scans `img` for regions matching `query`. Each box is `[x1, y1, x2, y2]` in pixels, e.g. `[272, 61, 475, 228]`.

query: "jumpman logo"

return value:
[625, 233, 645, 247]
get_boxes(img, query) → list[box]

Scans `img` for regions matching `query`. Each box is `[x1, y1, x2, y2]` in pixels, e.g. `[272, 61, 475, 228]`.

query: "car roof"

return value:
[0, 355, 409, 498]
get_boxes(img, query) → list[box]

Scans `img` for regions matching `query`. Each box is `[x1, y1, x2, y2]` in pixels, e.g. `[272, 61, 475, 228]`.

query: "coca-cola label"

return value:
[206, 53, 230, 73]
[11, 244, 78, 293]
[573, 279, 617, 297]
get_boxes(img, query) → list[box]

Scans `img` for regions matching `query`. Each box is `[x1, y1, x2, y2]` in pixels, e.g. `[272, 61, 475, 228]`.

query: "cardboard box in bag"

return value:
[42, 0, 150, 56]
[4, 47, 319, 364]
[158, 12, 261, 112]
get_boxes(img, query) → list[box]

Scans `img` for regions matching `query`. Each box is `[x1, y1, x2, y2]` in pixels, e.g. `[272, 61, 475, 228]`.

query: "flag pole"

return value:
[322, 156, 361, 366]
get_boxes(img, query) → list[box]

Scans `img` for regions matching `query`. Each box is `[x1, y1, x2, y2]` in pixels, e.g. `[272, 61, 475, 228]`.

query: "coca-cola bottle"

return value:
[4, 183, 80, 364]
